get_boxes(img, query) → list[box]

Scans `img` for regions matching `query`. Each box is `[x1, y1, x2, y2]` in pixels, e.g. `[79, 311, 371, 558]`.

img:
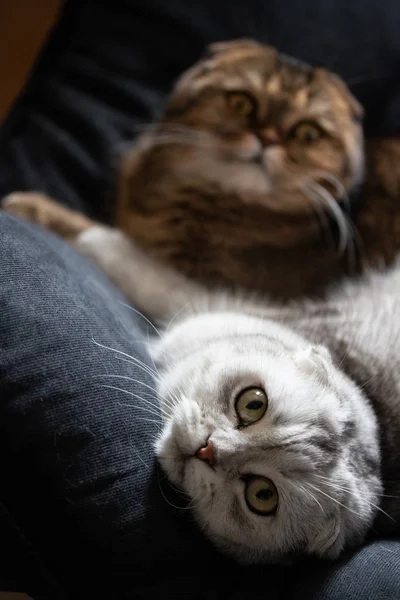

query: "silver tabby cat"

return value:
[69, 225, 399, 564]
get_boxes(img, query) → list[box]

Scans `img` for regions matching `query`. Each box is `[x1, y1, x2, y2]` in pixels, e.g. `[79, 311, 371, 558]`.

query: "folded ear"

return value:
[207, 38, 264, 57]
[295, 345, 333, 383]
[317, 68, 364, 122]
[170, 39, 271, 92]
[165, 53, 217, 115]
[207, 38, 277, 67]
[166, 39, 277, 116]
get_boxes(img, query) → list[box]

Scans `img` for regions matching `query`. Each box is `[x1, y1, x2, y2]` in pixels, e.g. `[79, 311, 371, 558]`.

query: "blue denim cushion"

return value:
[0, 214, 221, 597]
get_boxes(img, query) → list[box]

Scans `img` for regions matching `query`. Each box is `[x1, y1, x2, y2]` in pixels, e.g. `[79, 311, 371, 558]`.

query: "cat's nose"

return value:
[259, 127, 280, 147]
[195, 438, 214, 466]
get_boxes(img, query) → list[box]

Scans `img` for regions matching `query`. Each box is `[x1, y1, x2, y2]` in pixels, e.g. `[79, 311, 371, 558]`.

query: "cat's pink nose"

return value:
[196, 438, 214, 466]
[259, 127, 280, 147]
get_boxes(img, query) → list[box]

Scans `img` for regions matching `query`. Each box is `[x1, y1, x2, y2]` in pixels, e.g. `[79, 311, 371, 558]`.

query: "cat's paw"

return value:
[2, 191, 94, 240]
[2, 192, 50, 223]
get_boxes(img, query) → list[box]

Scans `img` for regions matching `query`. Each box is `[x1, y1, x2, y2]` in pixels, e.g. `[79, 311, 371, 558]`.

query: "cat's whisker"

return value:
[312, 184, 351, 256]
[158, 474, 192, 500]
[302, 183, 341, 247]
[144, 124, 220, 151]
[162, 395, 180, 415]
[302, 181, 352, 256]
[307, 482, 371, 523]
[136, 391, 160, 401]
[152, 386, 178, 412]
[324, 177, 362, 260]
[148, 383, 179, 413]
[100, 384, 163, 417]
[165, 302, 192, 333]
[311, 201, 337, 250]
[315, 475, 399, 503]
[117, 301, 162, 338]
[314, 171, 347, 201]
[345, 496, 394, 523]
[158, 124, 217, 140]
[310, 480, 396, 524]
[166, 383, 187, 407]
[334, 344, 352, 371]
[378, 544, 396, 554]
[136, 417, 163, 429]
[99, 382, 170, 420]
[123, 350, 160, 379]
[115, 353, 160, 380]
[98, 373, 162, 399]
[114, 401, 162, 422]
[297, 482, 325, 514]
[113, 354, 161, 381]
[148, 138, 213, 152]
[169, 487, 192, 501]
[146, 327, 161, 379]
[124, 121, 214, 138]
[129, 444, 153, 470]
[156, 470, 196, 511]
[146, 130, 214, 148]
[313, 171, 363, 271]
[344, 220, 364, 272]
[92, 338, 160, 380]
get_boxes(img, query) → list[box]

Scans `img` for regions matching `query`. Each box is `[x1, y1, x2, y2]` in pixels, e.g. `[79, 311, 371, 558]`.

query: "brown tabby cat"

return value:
[3, 39, 400, 299]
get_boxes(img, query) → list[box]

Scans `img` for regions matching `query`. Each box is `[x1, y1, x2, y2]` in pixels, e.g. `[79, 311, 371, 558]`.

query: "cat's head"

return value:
[118, 40, 365, 292]
[161, 39, 364, 215]
[153, 313, 381, 564]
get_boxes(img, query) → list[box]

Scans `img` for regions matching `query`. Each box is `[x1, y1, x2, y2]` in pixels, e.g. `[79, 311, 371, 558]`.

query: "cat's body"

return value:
[5, 40, 400, 299]
[69, 225, 398, 563]
[116, 39, 400, 298]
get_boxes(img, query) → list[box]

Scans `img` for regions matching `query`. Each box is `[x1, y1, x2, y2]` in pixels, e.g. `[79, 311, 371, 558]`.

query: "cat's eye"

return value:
[245, 476, 278, 516]
[226, 92, 257, 118]
[235, 387, 268, 425]
[291, 121, 322, 144]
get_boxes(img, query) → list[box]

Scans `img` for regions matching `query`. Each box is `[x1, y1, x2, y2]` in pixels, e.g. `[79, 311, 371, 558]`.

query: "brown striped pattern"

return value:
[115, 40, 373, 298]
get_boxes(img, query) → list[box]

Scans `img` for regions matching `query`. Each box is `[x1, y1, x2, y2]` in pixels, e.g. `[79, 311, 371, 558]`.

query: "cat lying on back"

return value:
[1, 205, 396, 564]
[4, 39, 400, 299]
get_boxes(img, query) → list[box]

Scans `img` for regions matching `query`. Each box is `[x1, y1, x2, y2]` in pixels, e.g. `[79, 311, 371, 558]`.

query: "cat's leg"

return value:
[73, 226, 204, 321]
[2, 191, 203, 321]
[2, 192, 95, 240]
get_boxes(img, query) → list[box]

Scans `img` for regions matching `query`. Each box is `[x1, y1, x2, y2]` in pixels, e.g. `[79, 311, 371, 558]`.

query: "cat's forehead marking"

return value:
[292, 88, 310, 110]
[245, 70, 264, 91]
[223, 75, 258, 91]
[266, 75, 282, 96]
